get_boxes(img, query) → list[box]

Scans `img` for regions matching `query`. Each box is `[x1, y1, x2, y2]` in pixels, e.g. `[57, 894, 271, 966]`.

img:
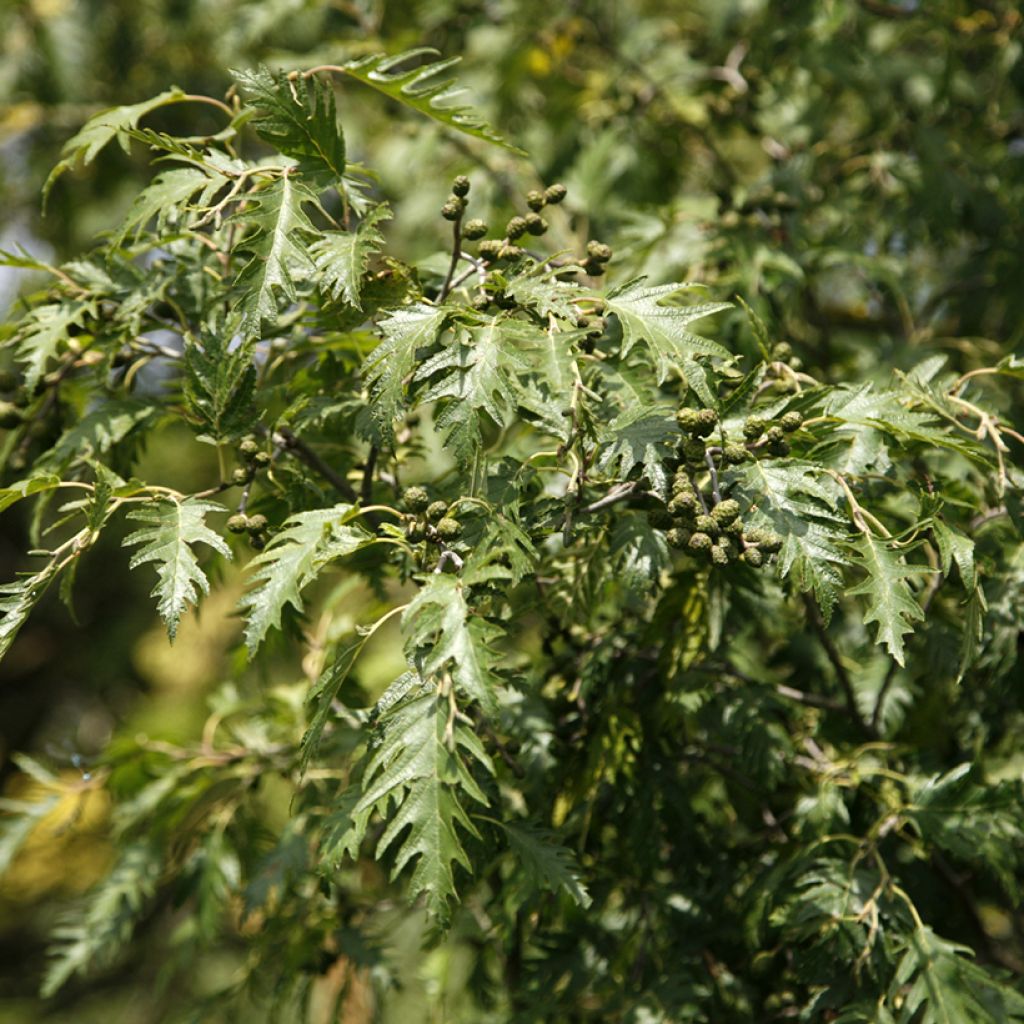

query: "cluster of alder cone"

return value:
[648, 407, 803, 568]
[439, 175, 613, 294]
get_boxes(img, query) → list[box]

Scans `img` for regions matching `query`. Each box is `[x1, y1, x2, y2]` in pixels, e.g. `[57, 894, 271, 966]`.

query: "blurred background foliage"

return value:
[1, 0, 1022, 1019]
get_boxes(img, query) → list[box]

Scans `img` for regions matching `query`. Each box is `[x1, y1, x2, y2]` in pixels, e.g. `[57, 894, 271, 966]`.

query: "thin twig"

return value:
[361, 445, 378, 506]
[438, 211, 464, 302]
[803, 595, 877, 738]
[583, 481, 642, 513]
[274, 426, 357, 502]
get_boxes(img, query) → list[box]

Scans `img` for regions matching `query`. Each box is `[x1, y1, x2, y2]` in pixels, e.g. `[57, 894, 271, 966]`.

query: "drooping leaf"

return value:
[241, 821, 306, 923]
[608, 513, 671, 598]
[240, 504, 373, 655]
[232, 66, 346, 187]
[354, 692, 492, 924]
[229, 175, 319, 338]
[39, 400, 157, 470]
[336, 49, 525, 155]
[41, 841, 163, 998]
[957, 584, 986, 684]
[889, 926, 1024, 1023]
[403, 574, 502, 713]
[310, 204, 391, 308]
[0, 474, 63, 514]
[501, 821, 591, 908]
[0, 794, 62, 875]
[847, 532, 931, 665]
[905, 764, 1024, 898]
[123, 498, 232, 641]
[362, 303, 448, 437]
[301, 637, 363, 771]
[931, 519, 976, 590]
[43, 88, 188, 203]
[603, 279, 731, 384]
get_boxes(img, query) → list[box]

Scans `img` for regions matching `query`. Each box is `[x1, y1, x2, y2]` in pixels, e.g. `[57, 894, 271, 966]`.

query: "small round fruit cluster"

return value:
[653, 473, 781, 568]
[441, 176, 567, 264]
[401, 486, 462, 545]
[441, 178, 611, 278]
[644, 405, 804, 567]
[227, 511, 269, 548]
[225, 436, 273, 548]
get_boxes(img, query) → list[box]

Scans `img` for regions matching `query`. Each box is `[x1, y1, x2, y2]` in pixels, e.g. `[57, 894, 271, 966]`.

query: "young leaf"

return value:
[362, 303, 448, 437]
[847, 532, 930, 665]
[11, 300, 95, 392]
[309, 204, 392, 308]
[232, 66, 346, 187]
[123, 498, 232, 641]
[183, 333, 258, 443]
[0, 560, 61, 662]
[355, 692, 492, 924]
[337, 49, 525, 155]
[240, 504, 373, 655]
[230, 175, 319, 338]
[603, 279, 732, 384]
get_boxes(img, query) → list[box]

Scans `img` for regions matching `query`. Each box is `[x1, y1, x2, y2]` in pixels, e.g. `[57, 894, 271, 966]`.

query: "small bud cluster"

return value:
[741, 408, 803, 457]
[457, 182, 567, 270]
[227, 512, 270, 549]
[235, 435, 272, 475]
[223, 436, 275, 546]
[765, 339, 804, 392]
[582, 239, 613, 277]
[401, 487, 463, 549]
